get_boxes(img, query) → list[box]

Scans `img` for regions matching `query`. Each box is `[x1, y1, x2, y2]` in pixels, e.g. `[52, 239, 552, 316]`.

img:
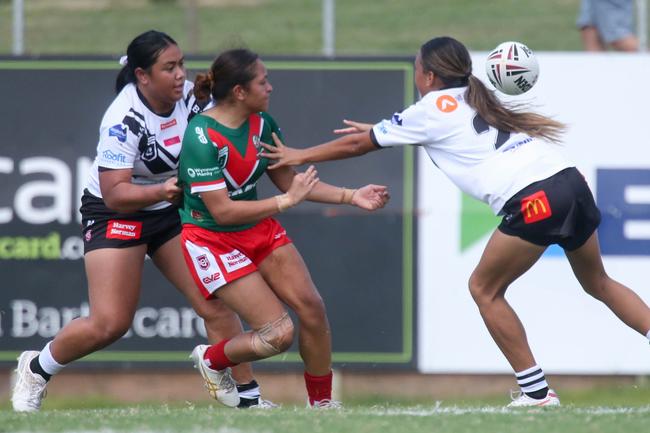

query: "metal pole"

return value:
[12, 0, 24, 55]
[322, 0, 335, 57]
[638, 0, 648, 51]
[185, 0, 199, 54]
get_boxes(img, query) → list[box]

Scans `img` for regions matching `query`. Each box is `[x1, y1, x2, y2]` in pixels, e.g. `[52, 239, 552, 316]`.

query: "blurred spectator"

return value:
[577, 0, 639, 51]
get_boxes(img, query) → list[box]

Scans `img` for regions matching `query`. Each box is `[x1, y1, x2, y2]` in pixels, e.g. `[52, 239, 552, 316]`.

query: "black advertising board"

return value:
[0, 59, 415, 369]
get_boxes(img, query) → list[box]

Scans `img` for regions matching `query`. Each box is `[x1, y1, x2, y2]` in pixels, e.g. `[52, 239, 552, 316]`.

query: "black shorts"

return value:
[80, 190, 181, 256]
[498, 167, 601, 251]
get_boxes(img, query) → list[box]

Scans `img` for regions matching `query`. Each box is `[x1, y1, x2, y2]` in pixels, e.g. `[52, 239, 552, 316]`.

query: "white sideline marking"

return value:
[13, 429, 266, 433]
[362, 405, 650, 416]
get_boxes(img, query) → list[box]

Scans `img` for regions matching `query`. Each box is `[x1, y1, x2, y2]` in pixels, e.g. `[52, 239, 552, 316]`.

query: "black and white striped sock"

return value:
[236, 380, 261, 408]
[515, 365, 549, 399]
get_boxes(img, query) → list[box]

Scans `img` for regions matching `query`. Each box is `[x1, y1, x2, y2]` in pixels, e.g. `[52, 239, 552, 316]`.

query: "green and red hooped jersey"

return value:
[178, 111, 283, 232]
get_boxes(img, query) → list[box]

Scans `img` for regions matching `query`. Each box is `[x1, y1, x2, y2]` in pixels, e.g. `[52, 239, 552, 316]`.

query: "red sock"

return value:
[204, 339, 238, 371]
[304, 370, 333, 405]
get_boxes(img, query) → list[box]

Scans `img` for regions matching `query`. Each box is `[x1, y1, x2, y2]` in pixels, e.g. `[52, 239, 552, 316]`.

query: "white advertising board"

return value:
[418, 53, 650, 374]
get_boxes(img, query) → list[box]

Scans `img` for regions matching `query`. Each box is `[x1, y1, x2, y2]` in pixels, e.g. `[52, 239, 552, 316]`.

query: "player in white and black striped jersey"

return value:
[11, 30, 270, 412]
[262, 36, 650, 407]
[84, 79, 204, 206]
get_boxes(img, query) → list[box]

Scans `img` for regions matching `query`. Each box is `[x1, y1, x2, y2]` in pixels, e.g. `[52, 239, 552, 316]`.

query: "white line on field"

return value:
[12, 428, 268, 433]
[361, 405, 650, 416]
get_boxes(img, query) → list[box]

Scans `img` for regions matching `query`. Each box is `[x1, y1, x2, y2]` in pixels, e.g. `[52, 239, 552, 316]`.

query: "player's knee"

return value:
[251, 312, 294, 358]
[468, 274, 497, 306]
[293, 291, 327, 321]
[90, 318, 131, 345]
[468, 273, 484, 303]
[581, 272, 609, 300]
[197, 300, 238, 327]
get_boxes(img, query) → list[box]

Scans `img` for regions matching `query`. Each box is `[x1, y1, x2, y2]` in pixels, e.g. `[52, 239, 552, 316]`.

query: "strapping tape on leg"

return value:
[251, 312, 294, 357]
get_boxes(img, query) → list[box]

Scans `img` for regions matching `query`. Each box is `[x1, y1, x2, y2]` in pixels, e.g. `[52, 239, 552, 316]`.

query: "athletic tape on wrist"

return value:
[275, 194, 293, 212]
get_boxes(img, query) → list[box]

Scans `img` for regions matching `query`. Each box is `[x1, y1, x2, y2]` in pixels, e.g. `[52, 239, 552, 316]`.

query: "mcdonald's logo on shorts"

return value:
[520, 190, 552, 224]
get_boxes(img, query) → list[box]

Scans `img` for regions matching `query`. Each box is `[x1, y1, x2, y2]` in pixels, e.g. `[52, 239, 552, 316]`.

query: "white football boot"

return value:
[307, 399, 343, 409]
[249, 398, 280, 409]
[11, 351, 48, 412]
[507, 389, 560, 408]
[190, 344, 239, 407]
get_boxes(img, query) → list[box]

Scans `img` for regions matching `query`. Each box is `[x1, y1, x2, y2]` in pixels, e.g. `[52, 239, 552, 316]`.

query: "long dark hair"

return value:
[115, 30, 178, 94]
[420, 36, 566, 143]
[193, 48, 259, 103]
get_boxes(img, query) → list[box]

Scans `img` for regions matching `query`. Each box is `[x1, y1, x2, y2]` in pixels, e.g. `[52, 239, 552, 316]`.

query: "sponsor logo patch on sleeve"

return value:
[101, 149, 127, 164]
[108, 124, 127, 142]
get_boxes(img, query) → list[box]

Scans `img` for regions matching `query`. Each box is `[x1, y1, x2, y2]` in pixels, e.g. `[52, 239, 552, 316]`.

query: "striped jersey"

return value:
[85, 81, 206, 210]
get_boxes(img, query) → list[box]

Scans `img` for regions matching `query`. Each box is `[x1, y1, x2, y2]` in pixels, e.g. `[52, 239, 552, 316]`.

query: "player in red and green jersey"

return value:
[178, 48, 389, 409]
[179, 111, 281, 232]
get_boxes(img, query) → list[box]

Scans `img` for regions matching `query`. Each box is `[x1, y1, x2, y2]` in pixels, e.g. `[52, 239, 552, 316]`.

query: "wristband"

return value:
[275, 194, 293, 212]
[340, 188, 357, 204]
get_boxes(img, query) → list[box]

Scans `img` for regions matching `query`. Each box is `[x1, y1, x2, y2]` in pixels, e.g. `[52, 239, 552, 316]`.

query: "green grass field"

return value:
[3, 405, 650, 433]
[0, 0, 586, 56]
[2, 385, 650, 433]
[2, 403, 650, 433]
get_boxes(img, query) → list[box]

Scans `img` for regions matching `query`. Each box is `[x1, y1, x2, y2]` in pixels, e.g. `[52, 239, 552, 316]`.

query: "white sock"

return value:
[646, 329, 650, 342]
[239, 385, 261, 400]
[515, 364, 548, 394]
[39, 341, 66, 376]
[237, 379, 261, 400]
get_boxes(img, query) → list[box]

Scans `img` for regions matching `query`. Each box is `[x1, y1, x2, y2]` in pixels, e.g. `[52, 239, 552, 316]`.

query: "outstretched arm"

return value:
[261, 127, 378, 169]
[306, 182, 389, 211]
[333, 119, 374, 134]
[267, 166, 390, 211]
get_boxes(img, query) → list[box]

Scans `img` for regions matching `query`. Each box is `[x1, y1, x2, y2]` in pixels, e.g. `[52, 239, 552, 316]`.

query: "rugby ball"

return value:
[485, 41, 539, 95]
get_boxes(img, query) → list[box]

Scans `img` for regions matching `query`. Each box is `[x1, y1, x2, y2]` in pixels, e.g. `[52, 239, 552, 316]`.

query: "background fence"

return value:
[2, 0, 630, 56]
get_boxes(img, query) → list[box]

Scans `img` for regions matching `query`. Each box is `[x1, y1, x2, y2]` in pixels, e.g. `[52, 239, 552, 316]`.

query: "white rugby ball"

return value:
[485, 41, 539, 95]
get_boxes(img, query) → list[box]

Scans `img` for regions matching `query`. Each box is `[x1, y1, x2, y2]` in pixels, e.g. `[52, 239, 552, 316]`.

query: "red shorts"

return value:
[181, 217, 292, 299]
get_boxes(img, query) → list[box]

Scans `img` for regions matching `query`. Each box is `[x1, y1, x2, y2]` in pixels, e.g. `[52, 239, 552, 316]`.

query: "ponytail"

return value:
[465, 75, 566, 143]
[115, 65, 136, 94]
[202, 48, 259, 103]
[420, 36, 566, 143]
[193, 72, 213, 102]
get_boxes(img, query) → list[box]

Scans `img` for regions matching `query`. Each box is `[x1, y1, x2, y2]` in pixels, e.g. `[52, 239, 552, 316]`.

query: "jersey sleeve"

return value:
[95, 96, 142, 170]
[180, 121, 227, 195]
[370, 102, 430, 148]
